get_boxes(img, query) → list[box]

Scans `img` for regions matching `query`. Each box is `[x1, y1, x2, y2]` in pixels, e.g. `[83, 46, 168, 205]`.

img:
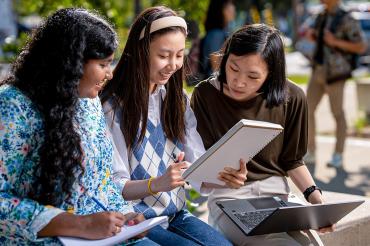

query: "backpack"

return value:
[315, 8, 359, 70]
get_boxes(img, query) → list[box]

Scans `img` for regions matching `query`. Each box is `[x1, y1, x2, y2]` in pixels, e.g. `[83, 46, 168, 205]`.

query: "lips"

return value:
[230, 88, 245, 95]
[96, 79, 108, 88]
[159, 72, 173, 80]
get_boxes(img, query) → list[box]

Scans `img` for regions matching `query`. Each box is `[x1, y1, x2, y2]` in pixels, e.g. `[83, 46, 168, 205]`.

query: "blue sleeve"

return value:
[0, 90, 64, 242]
[203, 29, 227, 56]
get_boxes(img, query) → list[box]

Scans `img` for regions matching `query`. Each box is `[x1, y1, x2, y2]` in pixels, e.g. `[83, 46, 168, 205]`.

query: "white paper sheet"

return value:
[59, 216, 167, 246]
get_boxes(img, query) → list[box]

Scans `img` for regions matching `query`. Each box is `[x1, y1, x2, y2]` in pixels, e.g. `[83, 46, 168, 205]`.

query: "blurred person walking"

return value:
[304, 0, 367, 168]
[200, 0, 236, 78]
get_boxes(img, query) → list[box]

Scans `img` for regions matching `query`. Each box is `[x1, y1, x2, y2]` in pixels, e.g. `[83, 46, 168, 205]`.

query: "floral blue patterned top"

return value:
[0, 85, 133, 245]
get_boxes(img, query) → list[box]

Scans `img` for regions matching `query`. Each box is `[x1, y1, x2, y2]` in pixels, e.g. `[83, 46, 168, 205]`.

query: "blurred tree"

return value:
[14, 0, 134, 28]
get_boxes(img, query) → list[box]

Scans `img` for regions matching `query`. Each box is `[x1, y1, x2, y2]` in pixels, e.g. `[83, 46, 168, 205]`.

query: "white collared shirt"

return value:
[103, 85, 209, 194]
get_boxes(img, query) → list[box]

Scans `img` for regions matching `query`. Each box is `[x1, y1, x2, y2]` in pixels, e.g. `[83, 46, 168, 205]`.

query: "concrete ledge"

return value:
[356, 78, 370, 117]
[319, 191, 370, 246]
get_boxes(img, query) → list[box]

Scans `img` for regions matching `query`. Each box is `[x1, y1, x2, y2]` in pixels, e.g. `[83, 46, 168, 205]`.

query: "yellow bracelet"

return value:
[147, 177, 159, 195]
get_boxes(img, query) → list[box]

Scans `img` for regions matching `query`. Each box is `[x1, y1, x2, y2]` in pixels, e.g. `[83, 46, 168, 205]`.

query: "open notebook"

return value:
[59, 216, 167, 246]
[182, 119, 283, 185]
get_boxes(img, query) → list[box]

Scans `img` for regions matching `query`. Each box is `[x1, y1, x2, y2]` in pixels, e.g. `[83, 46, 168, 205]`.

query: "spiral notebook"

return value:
[182, 119, 283, 185]
[58, 216, 167, 246]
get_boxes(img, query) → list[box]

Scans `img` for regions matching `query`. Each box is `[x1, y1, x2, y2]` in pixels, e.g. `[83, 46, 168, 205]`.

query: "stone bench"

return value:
[318, 191, 370, 246]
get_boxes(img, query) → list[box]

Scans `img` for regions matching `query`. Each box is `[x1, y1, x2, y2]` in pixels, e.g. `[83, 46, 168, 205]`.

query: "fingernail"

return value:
[127, 220, 135, 226]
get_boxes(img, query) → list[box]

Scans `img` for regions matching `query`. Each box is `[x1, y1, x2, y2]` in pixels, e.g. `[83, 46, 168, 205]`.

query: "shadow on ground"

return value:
[307, 164, 370, 196]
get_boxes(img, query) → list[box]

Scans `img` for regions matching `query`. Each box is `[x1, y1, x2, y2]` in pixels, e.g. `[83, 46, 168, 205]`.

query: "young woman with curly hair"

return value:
[0, 8, 157, 245]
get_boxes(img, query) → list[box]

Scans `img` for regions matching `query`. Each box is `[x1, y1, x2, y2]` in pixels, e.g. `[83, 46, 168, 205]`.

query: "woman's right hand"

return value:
[38, 211, 126, 240]
[151, 152, 189, 192]
[79, 211, 126, 239]
[218, 159, 248, 189]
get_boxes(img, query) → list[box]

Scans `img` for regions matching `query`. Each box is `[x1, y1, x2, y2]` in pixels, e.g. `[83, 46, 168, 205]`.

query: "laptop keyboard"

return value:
[234, 210, 273, 230]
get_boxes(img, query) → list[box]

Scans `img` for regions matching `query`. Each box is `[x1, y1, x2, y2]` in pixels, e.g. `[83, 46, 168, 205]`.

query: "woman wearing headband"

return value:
[0, 8, 156, 245]
[101, 6, 232, 246]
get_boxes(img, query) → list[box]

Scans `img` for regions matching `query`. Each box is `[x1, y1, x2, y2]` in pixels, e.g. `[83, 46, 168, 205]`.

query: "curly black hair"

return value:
[1, 8, 117, 206]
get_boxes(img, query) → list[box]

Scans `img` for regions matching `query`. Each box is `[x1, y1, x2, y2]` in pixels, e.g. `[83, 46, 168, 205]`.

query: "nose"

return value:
[234, 73, 247, 88]
[106, 66, 113, 80]
[168, 57, 183, 72]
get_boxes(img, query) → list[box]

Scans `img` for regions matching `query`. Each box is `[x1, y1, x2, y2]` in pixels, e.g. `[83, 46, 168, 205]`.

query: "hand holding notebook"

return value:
[59, 216, 167, 246]
[182, 119, 283, 185]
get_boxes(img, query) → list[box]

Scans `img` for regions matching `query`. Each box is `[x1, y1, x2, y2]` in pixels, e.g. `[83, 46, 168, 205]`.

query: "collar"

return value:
[150, 84, 166, 101]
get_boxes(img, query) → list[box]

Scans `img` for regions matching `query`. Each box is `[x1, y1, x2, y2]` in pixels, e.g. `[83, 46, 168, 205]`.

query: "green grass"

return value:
[183, 82, 195, 95]
[287, 75, 309, 85]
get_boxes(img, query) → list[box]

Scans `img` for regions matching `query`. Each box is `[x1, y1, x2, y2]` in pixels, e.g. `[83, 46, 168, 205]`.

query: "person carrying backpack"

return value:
[304, 0, 367, 169]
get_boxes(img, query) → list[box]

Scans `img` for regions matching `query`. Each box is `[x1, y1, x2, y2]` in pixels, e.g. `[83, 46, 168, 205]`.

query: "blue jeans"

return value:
[126, 237, 160, 246]
[147, 210, 232, 246]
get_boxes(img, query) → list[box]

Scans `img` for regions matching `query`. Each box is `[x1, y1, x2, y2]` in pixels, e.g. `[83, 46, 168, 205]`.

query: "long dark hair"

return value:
[101, 6, 187, 151]
[218, 24, 287, 108]
[205, 0, 234, 31]
[1, 8, 117, 206]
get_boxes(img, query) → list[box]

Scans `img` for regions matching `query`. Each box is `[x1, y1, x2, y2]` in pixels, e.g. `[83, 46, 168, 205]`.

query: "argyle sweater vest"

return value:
[130, 119, 186, 218]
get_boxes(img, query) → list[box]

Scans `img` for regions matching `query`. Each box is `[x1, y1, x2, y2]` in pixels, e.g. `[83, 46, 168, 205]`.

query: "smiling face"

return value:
[148, 31, 186, 93]
[78, 54, 114, 98]
[223, 53, 269, 101]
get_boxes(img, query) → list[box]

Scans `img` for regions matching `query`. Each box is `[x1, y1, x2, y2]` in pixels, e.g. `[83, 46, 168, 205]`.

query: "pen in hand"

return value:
[172, 153, 179, 163]
[91, 197, 108, 211]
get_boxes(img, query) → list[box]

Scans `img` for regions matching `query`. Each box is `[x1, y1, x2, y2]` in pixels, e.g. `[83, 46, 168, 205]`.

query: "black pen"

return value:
[172, 153, 179, 163]
[91, 196, 108, 211]
[172, 152, 189, 185]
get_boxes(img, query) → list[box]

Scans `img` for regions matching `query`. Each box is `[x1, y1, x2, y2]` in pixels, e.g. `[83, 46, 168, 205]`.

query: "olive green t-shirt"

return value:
[190, 78, 307, 182]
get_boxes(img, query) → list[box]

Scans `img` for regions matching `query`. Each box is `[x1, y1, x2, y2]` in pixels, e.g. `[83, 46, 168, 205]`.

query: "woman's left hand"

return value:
[124, 213, 147, 238]
[218, 159, 247, 189]
[308, 191, 335, 233]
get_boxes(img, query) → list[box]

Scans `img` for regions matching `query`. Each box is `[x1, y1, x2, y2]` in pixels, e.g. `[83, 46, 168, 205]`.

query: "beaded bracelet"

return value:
[147, 177, 159, 195]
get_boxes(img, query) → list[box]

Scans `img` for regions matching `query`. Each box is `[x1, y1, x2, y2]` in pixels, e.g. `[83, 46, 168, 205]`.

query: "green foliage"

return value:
[150, 0, 209, 34]
[288, 74, 309, 85]
[355, 116, 369, 132]
[186, 188, 201, 213]
[1, 33, 29, 63]
[15, 0, 133, 28]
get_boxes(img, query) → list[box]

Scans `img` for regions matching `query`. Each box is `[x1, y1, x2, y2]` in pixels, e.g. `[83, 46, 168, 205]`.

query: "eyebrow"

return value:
[158, 48, 185, 53]
[230, 60, 262, 75]
[229, 60, 240, 68]
[103, 57, 114, 62]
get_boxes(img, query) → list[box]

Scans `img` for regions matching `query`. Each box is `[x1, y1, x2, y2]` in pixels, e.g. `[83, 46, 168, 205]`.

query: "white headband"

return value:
[139, 16, 187, 40]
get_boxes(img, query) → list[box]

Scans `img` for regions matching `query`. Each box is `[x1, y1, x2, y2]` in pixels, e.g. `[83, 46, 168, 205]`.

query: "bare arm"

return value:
[38, 211, 126, 239]
[324, 30, 367, 54]
[287, 165, 322, 204]
[209, 53, 221, 72]
[122, 153, 188, 200]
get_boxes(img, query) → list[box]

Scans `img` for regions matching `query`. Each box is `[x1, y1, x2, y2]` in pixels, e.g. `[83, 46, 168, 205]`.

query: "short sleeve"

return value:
[279, 84, 307, 171]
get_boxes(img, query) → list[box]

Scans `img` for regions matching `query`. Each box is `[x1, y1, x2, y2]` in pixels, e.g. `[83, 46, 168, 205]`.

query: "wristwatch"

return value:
[303, 185, 322, 202]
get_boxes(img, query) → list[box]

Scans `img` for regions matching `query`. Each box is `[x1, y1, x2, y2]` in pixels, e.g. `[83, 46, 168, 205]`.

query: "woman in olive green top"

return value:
[191, 24, 333, 246]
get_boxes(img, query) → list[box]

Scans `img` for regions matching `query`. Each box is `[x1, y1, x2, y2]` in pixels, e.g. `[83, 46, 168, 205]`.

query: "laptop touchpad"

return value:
[249, 197, 282, 209]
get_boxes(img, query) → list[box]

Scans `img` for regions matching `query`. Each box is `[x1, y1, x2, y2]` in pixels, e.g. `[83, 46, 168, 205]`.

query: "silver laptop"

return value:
[216, 196, 364, 236]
